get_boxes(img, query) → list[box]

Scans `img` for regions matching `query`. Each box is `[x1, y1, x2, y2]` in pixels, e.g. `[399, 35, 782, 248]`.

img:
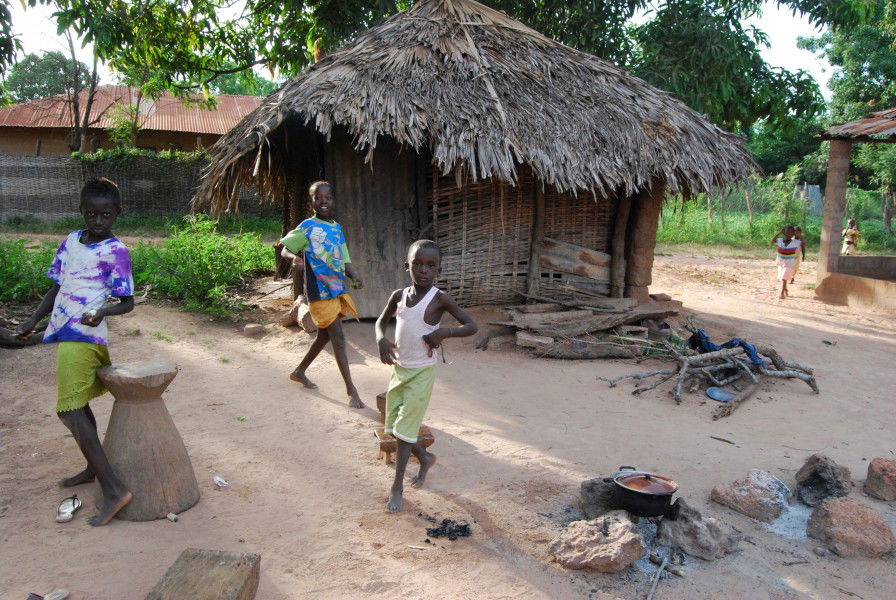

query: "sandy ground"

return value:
[1, 253, 895, 600]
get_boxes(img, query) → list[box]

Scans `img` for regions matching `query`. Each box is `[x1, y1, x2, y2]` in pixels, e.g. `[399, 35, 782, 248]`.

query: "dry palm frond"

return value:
[194, 0, 756, 214]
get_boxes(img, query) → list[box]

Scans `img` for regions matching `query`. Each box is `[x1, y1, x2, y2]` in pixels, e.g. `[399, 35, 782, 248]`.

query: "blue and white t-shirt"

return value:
[280, 218, 352, 302]
[43, 231, 134, 346]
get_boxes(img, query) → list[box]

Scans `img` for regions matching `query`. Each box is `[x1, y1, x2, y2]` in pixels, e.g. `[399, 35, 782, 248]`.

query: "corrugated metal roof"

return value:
[825, 107, 896, 141]
[0, 85, 263, 135]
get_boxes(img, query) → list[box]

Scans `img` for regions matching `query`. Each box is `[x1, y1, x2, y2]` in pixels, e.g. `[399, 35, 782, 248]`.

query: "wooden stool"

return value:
[376, 392, 387, 424]
[145, 548, 260, 600]
[374, 426, 434, 465]
[96, 362, 200, 521]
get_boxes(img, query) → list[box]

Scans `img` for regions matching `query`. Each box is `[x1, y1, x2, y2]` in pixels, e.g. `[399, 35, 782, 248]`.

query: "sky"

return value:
[8, 1, 833, 100]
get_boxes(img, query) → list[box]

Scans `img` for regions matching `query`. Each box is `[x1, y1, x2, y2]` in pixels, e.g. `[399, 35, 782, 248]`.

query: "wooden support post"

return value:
[527, 183, 546, 297]
[625, 181, 665, 304]
[818, 140, 851, 278]
[610, 193, 632, 298]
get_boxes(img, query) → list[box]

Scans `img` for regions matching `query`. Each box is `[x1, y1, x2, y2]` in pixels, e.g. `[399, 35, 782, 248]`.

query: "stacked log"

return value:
[488, 293, 680, 359]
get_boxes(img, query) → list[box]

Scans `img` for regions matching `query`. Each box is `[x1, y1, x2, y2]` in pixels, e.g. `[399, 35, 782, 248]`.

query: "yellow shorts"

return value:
[385, 365, 436, 443]
[308, 295, 359, 329]
[56, 341, 110, 413]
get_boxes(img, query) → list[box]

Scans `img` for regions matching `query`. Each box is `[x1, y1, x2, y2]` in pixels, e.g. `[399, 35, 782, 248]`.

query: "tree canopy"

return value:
[2, 50, 91, 102]
[6, 0, 873, 132]
[800, 0, 896, 122]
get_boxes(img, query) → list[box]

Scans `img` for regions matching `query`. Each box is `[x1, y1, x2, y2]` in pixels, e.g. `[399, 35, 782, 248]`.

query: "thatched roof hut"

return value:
[195, 0, 755, 316]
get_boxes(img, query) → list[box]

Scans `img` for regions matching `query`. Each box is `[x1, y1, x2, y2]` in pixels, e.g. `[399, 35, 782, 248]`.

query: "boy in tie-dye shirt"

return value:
[17, 178, 135, 526]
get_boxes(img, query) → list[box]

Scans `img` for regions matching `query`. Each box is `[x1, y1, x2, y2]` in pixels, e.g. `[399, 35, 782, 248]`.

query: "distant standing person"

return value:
[841, 219, 860, 255]
[790, 225, 806, 284]
[16, 178, 135, 526]
[773, 225, 801, 299]
[375, 240, 478, 513]
[280, 181, 366, 408]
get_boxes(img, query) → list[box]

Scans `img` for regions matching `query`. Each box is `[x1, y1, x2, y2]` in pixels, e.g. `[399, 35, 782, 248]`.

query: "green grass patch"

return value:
[658, 208, 896, 255]
[0, 238, 57, 302]
[131, 215, 274, 317]
[1, 213, 281, 240]
[151, 331, 174, 342]
[0, 216, 274, 318]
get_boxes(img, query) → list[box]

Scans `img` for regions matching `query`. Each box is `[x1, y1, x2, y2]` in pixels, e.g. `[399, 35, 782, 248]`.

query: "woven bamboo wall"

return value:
[429, 164, 616, 305]
[0, 154, 275, 221]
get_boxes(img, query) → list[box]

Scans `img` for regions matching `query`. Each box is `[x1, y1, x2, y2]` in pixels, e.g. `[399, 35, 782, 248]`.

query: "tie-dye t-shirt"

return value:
[43, 231, 134, 346]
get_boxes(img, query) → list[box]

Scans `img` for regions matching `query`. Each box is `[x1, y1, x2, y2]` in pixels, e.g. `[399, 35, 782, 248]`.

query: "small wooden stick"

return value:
[632, 372, 677, 395]
[646, 556, 669, 600]
[713, 382, 759, 420]
[599, 370, 675, 388]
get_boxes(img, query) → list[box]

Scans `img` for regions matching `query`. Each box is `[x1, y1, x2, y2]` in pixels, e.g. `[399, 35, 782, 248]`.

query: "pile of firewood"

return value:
[599, 322, 818, 419]
[482, 287, 682, 359]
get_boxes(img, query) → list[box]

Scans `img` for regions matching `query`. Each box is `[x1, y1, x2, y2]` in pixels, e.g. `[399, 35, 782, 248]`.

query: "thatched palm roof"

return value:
[195, 0, 755, 213]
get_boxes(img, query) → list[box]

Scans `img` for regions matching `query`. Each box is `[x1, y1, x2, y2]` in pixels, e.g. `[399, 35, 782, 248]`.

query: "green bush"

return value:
[1, 213, 280, 239]
[131, 215, 274, 317]
[0, 239, 56, 302]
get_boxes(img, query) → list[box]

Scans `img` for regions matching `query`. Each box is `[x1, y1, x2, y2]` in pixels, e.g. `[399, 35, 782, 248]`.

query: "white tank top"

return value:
[395, 286, 440, 369]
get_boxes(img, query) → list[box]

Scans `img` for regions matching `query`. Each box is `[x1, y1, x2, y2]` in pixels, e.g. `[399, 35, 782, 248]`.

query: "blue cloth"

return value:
[687, 328, 763, 366]
[279, 218, 351, 302]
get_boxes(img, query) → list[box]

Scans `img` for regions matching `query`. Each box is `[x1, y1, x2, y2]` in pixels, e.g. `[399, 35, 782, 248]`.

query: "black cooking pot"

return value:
[612, 466, 678, 518]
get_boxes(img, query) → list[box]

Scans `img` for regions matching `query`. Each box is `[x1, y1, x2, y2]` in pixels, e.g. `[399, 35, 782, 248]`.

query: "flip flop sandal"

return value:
[55, 494, 81, 523]
[26, 590, 69, 600]
[706, 386, 736, 403]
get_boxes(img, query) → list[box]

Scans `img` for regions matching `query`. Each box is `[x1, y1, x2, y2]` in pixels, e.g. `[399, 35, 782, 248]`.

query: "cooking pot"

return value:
[612, 466, 678, 518]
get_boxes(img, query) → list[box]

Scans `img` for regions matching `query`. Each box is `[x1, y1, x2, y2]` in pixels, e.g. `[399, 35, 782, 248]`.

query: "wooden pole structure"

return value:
[818, 140, 851, 278]
[526, 182, 546, 297]
[624, 181, 665, 304]
[610, 193, 633, 298]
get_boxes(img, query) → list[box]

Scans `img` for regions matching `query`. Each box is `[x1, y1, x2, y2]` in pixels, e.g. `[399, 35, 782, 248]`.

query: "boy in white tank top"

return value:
[375, 240, 478, 513]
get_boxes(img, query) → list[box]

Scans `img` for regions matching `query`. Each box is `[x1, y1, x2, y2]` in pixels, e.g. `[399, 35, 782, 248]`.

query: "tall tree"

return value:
[800, 0, 896, 122]
[22, 0, 871, 132]
[209, 67, 279, 96]
[2, 50, 91, 102]
[0, 0, 16, 75]
[631, 0, 825, 131]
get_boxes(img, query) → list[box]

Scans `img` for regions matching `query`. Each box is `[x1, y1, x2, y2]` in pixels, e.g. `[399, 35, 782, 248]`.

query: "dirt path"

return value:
[1, 253, 894, 599]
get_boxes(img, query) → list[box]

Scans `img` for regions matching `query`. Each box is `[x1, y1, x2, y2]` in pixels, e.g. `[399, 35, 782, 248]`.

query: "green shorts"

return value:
[384, 364, 436, 443]
[56, 341, 111, 413]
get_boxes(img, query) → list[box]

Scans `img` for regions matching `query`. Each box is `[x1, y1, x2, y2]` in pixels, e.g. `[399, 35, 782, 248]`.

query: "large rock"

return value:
[795, 454, 852, 506]
[807, 497, 894, 558]
[580, 476, 620, 519]
[710, 469, 791, 523]
[864, 458, 896, 501]
[549, 511, 646, 572]
[657, 498, 740, 561]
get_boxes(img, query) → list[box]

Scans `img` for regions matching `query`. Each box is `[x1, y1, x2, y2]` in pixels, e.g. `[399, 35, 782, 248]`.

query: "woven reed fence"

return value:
[431, 165, 616, 305]
[0, 153, 274, 221]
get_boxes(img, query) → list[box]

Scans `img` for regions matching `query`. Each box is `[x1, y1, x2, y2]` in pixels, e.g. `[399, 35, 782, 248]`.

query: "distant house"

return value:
[0, 85, 263, 155]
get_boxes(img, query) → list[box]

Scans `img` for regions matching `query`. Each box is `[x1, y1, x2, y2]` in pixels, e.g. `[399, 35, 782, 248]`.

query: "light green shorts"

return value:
[384, 364, 436, 443]
[56, 341, 110, 413]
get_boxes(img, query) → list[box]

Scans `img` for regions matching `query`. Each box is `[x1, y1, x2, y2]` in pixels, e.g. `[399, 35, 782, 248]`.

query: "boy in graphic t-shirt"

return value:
[279, 181, 366, 408]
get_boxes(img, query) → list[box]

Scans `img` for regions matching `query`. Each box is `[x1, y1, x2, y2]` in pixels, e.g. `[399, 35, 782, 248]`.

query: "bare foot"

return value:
[386, 487, 403, 513]
[411, 452, 436, 488]
[58, 467, 95, 487]
[289, 369, 318, 389]
[88, 490, 132, 527]
[348, 390, 365, 409]
[779, 292, 786, 299]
